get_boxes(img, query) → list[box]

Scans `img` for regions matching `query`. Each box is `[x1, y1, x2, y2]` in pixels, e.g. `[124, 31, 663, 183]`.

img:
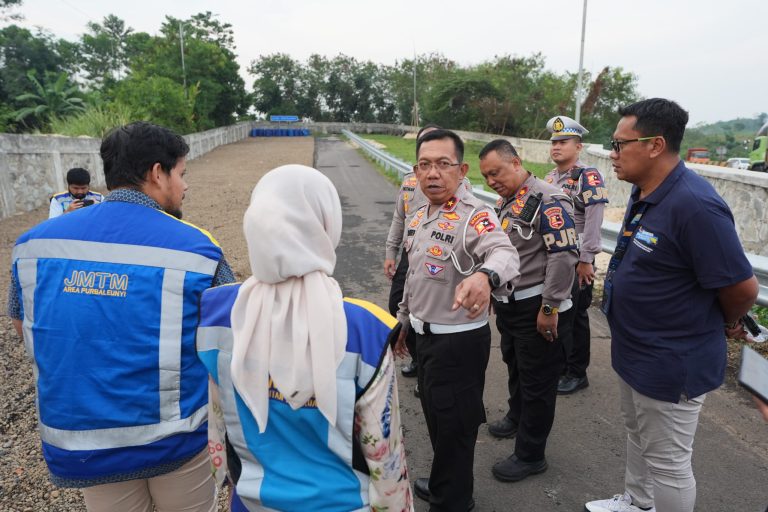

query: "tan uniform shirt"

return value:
[545, 164, 607, 263]
[385, 173, 473, 260]
[397, 185, 520, 326]
[497, 174, 578, 305]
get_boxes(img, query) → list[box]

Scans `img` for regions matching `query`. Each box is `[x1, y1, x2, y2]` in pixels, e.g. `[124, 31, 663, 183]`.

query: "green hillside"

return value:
[681, 114, 766, 160]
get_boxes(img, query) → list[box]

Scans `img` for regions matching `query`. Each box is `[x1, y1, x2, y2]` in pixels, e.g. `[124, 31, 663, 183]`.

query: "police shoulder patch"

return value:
[469, 211, 489, 226]
[539, 199, 578, 253]
[473, 217, 496, 235]
[580, 169, 609, 206]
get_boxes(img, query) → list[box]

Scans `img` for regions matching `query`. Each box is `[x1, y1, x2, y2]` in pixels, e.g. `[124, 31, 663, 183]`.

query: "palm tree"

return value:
[13, 71, 86, 126]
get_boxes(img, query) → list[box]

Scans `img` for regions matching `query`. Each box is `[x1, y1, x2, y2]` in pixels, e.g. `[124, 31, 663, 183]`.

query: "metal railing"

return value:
[343, 130, 768, 307]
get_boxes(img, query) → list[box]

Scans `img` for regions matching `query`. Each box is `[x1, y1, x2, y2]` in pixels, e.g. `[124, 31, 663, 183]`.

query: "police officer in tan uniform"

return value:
[384, 125, 441, 381]
[479, 139, 578, 483]
[384, 125, 472, 386]
[394, 129, 520, 512]
[544, 116, 608, 395]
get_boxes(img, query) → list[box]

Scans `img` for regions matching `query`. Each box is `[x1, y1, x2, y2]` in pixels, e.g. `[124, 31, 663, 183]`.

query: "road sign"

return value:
[270, 115, 299, 122]
[716, 146, 727, 159]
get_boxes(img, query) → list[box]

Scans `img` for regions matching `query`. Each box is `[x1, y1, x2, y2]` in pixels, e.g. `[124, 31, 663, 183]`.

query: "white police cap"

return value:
[546, 115, 589, 140]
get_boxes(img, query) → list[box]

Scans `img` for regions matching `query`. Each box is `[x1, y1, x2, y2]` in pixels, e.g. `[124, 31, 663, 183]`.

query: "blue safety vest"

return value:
[11, 200, 223, 485]
[197, 284, 396, 512]
[51, 190, 104, 211]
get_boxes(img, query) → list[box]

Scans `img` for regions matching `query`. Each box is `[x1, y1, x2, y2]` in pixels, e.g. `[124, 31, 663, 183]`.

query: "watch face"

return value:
[542, 304, 553, 315]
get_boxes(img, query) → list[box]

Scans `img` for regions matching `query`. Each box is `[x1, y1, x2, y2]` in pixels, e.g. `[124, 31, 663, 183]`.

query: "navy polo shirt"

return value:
[608, 160, 753, 403]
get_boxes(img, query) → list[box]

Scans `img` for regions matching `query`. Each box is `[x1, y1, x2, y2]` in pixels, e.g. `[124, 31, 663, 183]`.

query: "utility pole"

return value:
[179, 21, 188, 99]
[575, 0, 587, 123]
[411, 46, 419, 129]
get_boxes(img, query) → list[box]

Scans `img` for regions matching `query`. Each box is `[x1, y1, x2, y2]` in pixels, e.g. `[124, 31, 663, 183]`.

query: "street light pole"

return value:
[575, 0, 587, 123]
[411, 44, 419, 128]
[179, 21, 188, 99]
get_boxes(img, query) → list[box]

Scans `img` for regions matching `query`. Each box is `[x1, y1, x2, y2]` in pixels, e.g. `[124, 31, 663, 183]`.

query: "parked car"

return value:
[725, 157, 751, 170]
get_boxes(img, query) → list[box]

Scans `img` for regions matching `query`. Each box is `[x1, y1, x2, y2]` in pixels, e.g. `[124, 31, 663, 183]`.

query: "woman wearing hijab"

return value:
[196, 165, 413, 512]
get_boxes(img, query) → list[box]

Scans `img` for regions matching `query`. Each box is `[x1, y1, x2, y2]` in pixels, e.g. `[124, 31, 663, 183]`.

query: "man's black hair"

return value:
[416, 124, 442, 140]
[416, 129, 464, 162]
[479, 139, 520, 161]
[100, 121, 190, 191]
[66, 167, 91, 186]
[618, 98, 688, 153]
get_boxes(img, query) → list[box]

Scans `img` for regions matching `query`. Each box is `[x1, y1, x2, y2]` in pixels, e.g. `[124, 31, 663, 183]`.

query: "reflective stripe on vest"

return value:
[13, 206, 220, 459]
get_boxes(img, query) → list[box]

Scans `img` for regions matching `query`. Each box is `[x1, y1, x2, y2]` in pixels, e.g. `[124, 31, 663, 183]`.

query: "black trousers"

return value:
[562, 270, 593, 378]
[415, 324, 491, 512]
[389, 249, 418, 359]
[495, 295, 572, 462]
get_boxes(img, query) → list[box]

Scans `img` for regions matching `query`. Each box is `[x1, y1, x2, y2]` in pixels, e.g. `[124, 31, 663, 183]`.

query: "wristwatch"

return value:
[476, 268, 501, 289]
[541, 304, 559, 316]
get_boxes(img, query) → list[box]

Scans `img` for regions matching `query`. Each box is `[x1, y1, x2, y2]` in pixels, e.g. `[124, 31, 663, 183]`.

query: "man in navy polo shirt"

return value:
[585, 98, 758, 512]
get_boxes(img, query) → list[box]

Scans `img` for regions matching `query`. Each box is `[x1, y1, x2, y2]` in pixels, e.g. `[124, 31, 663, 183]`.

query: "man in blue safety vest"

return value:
[49, 167, 104, 219]
[7, 121, 235, 511]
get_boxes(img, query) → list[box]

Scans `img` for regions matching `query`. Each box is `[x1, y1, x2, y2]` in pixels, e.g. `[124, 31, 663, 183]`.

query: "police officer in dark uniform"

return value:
[479, 139, 578, 482]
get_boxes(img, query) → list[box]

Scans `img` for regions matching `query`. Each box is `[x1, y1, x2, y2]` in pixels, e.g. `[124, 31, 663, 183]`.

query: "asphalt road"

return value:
[315, 136, 768, 512]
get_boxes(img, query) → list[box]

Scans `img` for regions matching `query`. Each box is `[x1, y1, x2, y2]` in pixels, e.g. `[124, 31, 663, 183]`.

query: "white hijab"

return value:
[230, 164, 347, 433]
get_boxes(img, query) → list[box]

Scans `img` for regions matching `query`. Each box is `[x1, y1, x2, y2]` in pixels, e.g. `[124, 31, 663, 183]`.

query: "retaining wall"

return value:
[0, 122, 252, 219]
[3, 121, 767, 256]
[300, 122, 768, 256]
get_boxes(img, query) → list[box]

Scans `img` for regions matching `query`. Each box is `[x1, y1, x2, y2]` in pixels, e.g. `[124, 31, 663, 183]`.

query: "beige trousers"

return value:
[81, 448, 215, 512]
[619, 376, 704, 512]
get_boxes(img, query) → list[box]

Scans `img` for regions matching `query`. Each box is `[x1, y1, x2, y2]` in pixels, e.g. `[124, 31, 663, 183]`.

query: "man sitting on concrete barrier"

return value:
[393, 129, 520, 512]
[49, 167, 104, 218]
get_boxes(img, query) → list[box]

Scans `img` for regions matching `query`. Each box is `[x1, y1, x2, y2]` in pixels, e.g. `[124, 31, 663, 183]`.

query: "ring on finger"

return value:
[472, 304, 480, 311]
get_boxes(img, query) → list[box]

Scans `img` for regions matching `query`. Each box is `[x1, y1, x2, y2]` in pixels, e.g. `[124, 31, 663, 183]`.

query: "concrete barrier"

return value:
[3, 121, 767, 258]
[0, 122, 252, 219]
[578, 144, 768, 257]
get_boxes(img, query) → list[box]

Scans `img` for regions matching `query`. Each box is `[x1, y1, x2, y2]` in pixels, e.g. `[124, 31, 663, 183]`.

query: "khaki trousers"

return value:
[619, 376, 704, 512]
[82, 449, 215, 512]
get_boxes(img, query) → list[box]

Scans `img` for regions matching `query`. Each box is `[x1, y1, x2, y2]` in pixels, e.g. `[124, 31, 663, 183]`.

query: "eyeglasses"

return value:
[414, 160, 462, 172]
[609, 136, 662, 153]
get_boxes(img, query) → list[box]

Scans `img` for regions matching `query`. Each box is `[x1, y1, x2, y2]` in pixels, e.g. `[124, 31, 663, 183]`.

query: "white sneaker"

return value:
[585, 492, 655, 512]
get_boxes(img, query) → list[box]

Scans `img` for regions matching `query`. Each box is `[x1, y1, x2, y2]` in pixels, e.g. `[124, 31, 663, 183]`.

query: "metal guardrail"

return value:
[343, 130, 768, 306]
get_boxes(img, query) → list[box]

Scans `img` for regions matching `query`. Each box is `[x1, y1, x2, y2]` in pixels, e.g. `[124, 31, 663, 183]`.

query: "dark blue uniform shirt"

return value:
[608, 160, 753, 403]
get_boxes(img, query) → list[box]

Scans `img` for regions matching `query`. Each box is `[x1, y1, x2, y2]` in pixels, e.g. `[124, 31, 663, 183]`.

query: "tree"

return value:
[79, 15, 134, 87]
[424, 70, 500, 131]
[13, 71, 85, 127]
[248, 53, 305, 117]
[0, 25, 75, 131]
[0, 0, 22, 21]
[386, 53, 457, 125]
[113, 74, 197, 134]
[579, 66, 641, 144]
[125, 13, 247, 129]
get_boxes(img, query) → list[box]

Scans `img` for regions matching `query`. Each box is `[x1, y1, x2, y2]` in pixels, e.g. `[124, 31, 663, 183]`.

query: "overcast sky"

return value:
[9, 0, 767, 126]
